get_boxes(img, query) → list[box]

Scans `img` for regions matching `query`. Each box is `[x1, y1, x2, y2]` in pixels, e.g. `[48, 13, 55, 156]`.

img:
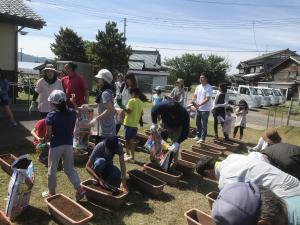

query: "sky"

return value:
[20, 0, 300, 73]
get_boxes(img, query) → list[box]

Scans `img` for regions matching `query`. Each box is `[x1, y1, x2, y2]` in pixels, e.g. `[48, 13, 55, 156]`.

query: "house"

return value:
[0, 0, 45, 100]
[231, 49, 300, 99]
[128, 50, 169, 92]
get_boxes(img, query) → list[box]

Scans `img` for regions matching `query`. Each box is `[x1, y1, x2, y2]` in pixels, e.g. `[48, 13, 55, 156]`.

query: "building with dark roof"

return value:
[128, 50, 169, 92]
[0, 0, 45, 100]
[231, 49, 300, 99]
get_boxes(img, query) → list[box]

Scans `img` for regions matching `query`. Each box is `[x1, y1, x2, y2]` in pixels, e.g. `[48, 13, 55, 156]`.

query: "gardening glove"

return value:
[150, 124, 158, 133]
[29, 101, 37, 113]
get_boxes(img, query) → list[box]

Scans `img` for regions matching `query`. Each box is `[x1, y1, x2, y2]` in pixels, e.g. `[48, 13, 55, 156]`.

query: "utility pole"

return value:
[20, 48, 23, 62]
[123, 18, 127, 38]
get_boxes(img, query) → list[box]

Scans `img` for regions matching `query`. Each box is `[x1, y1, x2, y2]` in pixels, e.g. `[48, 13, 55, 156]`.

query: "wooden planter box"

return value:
[184, 208, 215, 225]
[144, 162, 182, 185]
[0, 210, 12, 225]
[74, 149, 89, 164]
[181, 150, 207, 164]
[45, 194, 93, 225]
[0, 154, 17, 176]
[128, 169, 166, 196]
[213, 140, 239, 152]
[205, 191, 219, 209]
[175, 159, 196, 176]
[81, 179, 128, 208]
[191, 146, 221, 160]
[199, 142, 227, 152]
[135, 133, 148, 145]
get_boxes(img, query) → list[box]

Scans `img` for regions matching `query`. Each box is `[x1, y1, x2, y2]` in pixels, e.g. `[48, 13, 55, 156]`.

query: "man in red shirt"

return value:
[61, 62, 88, 108]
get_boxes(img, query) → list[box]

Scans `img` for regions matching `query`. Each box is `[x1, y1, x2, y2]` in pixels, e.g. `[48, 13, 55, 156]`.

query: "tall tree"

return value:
[51, 27, 87, 62]
[92, 21, 132, 75]
[164, 53, 230, 87]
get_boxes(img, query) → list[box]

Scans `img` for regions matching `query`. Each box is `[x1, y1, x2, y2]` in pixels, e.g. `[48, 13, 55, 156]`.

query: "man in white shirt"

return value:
[192, 73, 213, 143]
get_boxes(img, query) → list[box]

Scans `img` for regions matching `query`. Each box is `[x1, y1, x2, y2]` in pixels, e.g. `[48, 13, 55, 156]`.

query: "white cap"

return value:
[94, 69, 113, 84]
[154, 86, 161, 91]
[48, 90, 66, 104]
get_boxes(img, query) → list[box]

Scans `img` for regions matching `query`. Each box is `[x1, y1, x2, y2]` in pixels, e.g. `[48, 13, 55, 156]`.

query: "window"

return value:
[240, 87, 250, 95]
[250, 87, 257, 95]
[256, 66, 263, 72]
[250, 67, 255, 73]
[239, 68, 244, 74]
[256, 89, 263, 95]
[288, 71, 297, 78]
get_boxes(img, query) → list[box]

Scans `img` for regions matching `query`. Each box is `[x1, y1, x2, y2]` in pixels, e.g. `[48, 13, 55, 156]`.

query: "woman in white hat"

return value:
[29, 64, 63, 118]
[89, 69, 116, 143]
[169, 78, 185, 105]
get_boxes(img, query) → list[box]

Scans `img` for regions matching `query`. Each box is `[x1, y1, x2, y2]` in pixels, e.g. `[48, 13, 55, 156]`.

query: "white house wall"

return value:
[0, 23, 16, 71]
[153, 76, 167, 88]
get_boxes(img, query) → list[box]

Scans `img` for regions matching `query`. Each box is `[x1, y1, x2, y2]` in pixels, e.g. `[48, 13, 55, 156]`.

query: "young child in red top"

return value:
[31, 118, 48, 164]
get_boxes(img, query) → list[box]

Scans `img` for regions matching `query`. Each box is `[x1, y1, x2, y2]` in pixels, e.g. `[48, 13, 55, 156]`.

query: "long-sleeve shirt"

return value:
[151, 100, 190, 143]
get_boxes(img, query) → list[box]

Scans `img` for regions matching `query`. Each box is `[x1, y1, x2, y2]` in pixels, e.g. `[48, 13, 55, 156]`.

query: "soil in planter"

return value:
[1, 155, 15, 165]
[147, 163, 181, 176]
[49, 196, 88, 222]
[130, 170, 163, 186]
[85, 182, 124, 197]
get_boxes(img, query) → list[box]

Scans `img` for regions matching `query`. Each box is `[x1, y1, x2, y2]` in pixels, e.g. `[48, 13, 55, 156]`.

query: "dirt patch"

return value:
[84, 181, 123, 197]
[49, 195, 88, 222]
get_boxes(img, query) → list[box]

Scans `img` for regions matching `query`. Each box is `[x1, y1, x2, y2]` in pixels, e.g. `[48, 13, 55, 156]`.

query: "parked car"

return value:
[253, 87, 271, 107]
[211, 86, 218, 99]
[274, 88, 286, 104]
[262, 87, 279, 105]
[227, 86, 238, 104]
[236, 85, 261, 108]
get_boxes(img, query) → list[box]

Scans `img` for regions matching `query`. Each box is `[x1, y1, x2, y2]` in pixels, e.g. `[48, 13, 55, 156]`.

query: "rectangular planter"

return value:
[0, 210, 12, 225]
[144, 162, 182, 185]
[45, 194, 93, 225]
[128, 169, 166, 196]
[205, 191, 219, 209]
[181, 150, 207, 164]
[199, 142, 227, 152]
[191, 146, 221, 160]
[74, 149, 89, 165]
[175, 159, 196, 176]
[213, 140, 239, 152]
[81, 179, 128, 208]
[135, 133, 148, 145]
[0, 154, 17, 176]
[184, 208, 215, 225]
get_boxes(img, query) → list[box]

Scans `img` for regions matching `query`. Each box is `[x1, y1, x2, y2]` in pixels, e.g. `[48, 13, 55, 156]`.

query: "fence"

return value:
[8, 82, 35, 111]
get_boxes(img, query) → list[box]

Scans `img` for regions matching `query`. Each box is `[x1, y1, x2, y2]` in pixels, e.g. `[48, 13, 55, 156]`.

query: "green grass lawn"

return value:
[1, 123, 300, 225]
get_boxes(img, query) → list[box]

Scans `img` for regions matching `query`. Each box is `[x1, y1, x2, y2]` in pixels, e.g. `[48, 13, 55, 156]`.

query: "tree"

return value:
[164, 53, 230, 87]
[92, 21, 132, 75]
[51, 27, 87, 62]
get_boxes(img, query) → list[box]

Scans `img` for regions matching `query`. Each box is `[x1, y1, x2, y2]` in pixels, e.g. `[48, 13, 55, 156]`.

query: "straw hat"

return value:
[42, 64, 57, 72]
[175, 78, 184, 85]
[262, 128, 281, 144]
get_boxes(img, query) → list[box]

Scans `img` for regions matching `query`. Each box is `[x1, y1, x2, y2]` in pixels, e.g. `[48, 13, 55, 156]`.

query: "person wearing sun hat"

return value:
[30, 63, 63, 118]
[250, 127, 281, 152]
[89, 69, 116, 143]
[169, 78, 185, 105]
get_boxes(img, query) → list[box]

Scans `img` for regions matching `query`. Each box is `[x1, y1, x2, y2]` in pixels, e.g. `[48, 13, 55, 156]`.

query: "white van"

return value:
[236, 85, 261, 108]
[274, 89, 286, 104]
[262, 88, 279, 105]
[253, 87, 271, 107]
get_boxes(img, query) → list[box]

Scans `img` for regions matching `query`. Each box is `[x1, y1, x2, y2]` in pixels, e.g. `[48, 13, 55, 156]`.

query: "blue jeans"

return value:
[196, 111, 210, 140]
[93, 158, 121, 186]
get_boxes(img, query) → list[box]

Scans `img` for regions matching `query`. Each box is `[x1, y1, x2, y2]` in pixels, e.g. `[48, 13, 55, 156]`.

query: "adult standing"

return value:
[0, 70, 17, 127]
[89, 69, 116, 143]
[61, 62, 87, 108]
[169, 78, 185, 105]
[115, 72, 137, 134]
[211, 83, 228, 141]
[30, 64, 63, 118]
[192, 73, 213, 143]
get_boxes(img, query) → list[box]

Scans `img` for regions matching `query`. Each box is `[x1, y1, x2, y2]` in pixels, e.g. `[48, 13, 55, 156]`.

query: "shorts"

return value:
[124, 126, 138, 140]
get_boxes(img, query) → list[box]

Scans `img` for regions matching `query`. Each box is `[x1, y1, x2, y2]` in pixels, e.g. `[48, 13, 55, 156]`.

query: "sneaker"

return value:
[76, 188, 86, 201]
[124, 156, 132, 162]
[197, 139, 205, 143]
[42, 191, 54, 198]
[193, 136, 200, 141]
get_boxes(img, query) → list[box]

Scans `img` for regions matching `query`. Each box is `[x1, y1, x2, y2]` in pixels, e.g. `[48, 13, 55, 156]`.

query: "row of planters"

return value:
[0, 128, 245, 225]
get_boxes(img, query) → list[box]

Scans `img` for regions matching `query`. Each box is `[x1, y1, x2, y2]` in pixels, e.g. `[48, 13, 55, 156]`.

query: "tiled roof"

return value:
[129, 50, 161, 70]
[128, 60, 144, 70]
[243, 49, 295, 63]
[0, 0, 46, 29]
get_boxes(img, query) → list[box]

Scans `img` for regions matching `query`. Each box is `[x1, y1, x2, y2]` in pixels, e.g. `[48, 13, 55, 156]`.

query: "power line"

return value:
[252, 20, 259, 53]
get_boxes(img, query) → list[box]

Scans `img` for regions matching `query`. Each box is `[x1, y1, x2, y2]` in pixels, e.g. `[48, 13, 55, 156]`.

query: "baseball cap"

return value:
[212, 182, 261, 225]
[94, 69, 113, 84]
[48, 90, 66, 104]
